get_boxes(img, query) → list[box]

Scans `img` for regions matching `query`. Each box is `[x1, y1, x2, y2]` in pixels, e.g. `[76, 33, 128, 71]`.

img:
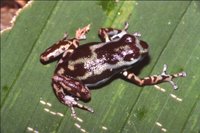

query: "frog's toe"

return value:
[123, 22, 129, 31]
[75, 101, 94, 113]
[75, 24, 90, 40]
[63, 95, 94, 118]
[161, 64, 186, 90]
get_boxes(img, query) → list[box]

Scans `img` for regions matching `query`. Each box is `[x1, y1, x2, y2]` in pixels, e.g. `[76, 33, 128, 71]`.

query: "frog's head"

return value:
[119, 34, 149, 61]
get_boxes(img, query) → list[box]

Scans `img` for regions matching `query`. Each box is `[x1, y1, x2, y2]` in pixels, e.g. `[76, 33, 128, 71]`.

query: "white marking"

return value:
[107, 30, 118, 36]
[68, 65, 75, 71]
[80, 129, 86, 133]
[118, 12, 121, 15]
[74, 43, 79, 48]
[155, 121, 167, 132]
[156, 122, 162, 127]
[63, 49, 74, 57]
[47, 108, 64, 117]
[170, 93, 183, 102]
[56, 112, 64, 117]
[48, 45, 69, 58]
[126, 37, 133, 42]
[128, 73, 134, 79]
[27, 127, 33, 131]
[44, 107, 65, 117]
[60, 82, 72, 91]
[74, 123, 81, 128]
[58, 59, 64, 64]
[161, 128, 167, 132]
[170, 94, 177, 99]
[86, 76, 111, 87]
[44, 108, 49, 112]
[57, 68, 65, 75]
[76, 117, 83, 123]
[123, 71, 128, 76]
[74, 123, 87, 133]
[168, 21, 171, 25]
[154, 85, 166, 92]
[102, 126, 108, 130]
[110, 30, 127, 40]
[50, 111, 56, 115]
[176, 97, 183, 102]
[133, 32, 141, 37]
[64, 95, 75, 101]
[67, 49, 74, 53]
[40, 100, 52, 107]
[27, 126, 39, 133]
[135, 37, 145, 53]
[46, 102, 52, 107]
[40, 100, 46, 105]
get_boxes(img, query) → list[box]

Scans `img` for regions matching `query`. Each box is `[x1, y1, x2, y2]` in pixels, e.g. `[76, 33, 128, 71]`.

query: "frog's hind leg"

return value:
[52, 74, 93, 118]
[98, 22, 129, 42]
[122, 64, 186, 90]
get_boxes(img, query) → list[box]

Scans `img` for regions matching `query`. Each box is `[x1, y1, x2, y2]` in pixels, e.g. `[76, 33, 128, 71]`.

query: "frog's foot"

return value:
[76, 24, 90, 40]
[161, 64, 186, 90]
[63, 95, 94, 118]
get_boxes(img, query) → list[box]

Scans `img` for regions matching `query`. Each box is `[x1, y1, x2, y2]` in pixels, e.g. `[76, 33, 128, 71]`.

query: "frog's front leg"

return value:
[98, 22, 129, 42]
[40, 24, 90, 64]
[122, 64, 186, 89]
[52, 74, 93, 118]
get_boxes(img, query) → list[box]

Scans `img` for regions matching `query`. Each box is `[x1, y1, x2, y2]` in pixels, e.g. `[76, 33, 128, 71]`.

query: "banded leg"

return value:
[98, 22, 129, 42]
[40, 24, 90, 64]
[52, 74, 93, 118]
[122, 64, 186, 89]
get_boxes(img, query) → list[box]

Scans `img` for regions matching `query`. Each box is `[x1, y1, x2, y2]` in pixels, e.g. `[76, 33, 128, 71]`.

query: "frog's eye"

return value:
[125, 37, 132, 43]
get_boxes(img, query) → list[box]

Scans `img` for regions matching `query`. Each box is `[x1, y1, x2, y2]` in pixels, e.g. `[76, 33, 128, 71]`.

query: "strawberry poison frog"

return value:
[40, 23, 186, 118]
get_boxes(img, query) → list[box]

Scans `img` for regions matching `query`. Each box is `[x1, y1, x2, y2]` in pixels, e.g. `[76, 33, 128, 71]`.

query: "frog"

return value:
[40, 22, 186, 118]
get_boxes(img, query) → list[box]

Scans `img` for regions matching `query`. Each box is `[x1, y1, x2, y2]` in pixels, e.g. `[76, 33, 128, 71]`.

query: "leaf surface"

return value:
[1, 1, 200, 133]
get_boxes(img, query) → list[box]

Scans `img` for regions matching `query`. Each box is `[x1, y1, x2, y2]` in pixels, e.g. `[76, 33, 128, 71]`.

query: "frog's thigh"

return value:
[52, 74, 91, 102]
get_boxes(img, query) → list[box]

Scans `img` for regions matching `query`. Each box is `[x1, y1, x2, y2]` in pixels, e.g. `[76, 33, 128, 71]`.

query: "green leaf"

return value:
[1, 1, 200, 133]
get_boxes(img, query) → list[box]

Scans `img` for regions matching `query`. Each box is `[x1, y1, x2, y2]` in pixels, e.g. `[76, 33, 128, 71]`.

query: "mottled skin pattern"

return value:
[40, 23, 186, 118]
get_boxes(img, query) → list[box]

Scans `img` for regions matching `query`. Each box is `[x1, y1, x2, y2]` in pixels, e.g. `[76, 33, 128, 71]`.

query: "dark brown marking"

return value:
[52, 75, 91, 102]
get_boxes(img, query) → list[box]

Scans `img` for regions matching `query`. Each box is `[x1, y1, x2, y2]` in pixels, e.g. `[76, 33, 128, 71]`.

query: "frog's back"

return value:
[55, 41, 124, 87]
